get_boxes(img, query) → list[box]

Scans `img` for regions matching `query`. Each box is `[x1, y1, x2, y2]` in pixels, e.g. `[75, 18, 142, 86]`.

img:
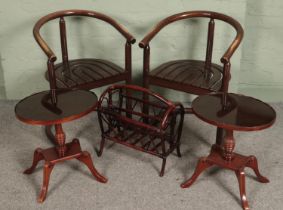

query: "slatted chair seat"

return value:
[50, 58, 126, 89]
[140, 10, 244, 102]
[149, 60, 223, 93]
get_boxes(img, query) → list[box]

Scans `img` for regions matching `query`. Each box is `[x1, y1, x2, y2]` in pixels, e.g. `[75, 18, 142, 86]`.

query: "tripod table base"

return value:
[24, 139, 107, 203]
[181, 145, 269, 210]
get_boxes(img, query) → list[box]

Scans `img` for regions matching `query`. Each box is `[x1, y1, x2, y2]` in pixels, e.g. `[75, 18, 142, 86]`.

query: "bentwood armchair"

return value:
[139, 11, 243, 109]
[139, 11, 243, 143]
[34, 9, 135, 90]
[33, 10, 135, 142]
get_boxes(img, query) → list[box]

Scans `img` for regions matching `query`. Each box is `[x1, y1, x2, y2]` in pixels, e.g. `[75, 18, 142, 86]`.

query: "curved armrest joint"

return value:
[48, 55, 57, 63]
[128, 37, 136, 44]
[139, 42, 147, 48]
[221, 56, 230, 64]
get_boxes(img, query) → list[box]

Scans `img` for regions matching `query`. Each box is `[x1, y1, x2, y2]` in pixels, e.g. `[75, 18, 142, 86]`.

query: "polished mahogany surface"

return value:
[15, 89, 97, 125]
[192, 93, 276, 131]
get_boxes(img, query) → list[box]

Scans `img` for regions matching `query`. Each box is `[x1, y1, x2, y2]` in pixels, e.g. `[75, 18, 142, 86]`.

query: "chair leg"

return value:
[160, 158, 166, 177]
[125, 76, 133, 119]
[175, 104, 184, 158]
[37, 162, 54, 203]
[24, 148, 44, 174]
[76, 151, 108, 183]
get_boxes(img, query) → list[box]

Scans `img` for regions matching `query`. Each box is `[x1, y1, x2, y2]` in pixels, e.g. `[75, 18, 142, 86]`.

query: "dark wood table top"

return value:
[192, 93, 276, 131]
[15, 89, 97, 125]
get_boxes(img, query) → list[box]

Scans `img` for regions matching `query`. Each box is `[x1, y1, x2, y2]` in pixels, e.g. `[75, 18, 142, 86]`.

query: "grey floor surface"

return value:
[0, 100, 283, 210]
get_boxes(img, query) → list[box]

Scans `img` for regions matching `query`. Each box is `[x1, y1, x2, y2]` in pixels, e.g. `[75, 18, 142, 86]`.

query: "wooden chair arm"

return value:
[33, 9, 136, 60]
[220, 30, 243, 64]
[139, 10, 243, 50]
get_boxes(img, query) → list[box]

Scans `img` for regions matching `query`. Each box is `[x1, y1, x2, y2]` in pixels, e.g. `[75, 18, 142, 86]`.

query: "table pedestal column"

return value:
[45, 125, 57, 145]
[24, 123, 107, 203]
[181, 129, 269, 210]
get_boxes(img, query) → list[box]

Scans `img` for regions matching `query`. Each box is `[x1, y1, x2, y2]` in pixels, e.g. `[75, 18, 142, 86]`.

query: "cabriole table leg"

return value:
[181, 157, 212, 188]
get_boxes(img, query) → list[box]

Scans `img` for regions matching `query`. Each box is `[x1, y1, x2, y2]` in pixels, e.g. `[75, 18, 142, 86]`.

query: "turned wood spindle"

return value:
[55, 124, 67, 157]
[222, 130, 235, 161]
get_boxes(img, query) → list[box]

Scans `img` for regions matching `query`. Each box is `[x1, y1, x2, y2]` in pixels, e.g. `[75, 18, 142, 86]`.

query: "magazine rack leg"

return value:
[176, 145, 182, 157]
[160, 158, 166, 177]
[97, 136, 106, 157]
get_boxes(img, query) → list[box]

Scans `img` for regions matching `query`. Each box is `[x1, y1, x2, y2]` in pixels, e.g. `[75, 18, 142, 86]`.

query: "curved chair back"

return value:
[34, 9, 135, 91]
[140, 11, 244, 95]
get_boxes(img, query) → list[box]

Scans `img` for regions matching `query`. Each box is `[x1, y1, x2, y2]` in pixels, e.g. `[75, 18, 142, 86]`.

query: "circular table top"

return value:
[15, 89, 97, 125]
[192, 93, 276, 131]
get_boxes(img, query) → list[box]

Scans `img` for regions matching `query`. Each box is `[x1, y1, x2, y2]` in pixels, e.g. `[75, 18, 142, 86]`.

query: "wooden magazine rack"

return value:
[97, 85, 184, 176]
